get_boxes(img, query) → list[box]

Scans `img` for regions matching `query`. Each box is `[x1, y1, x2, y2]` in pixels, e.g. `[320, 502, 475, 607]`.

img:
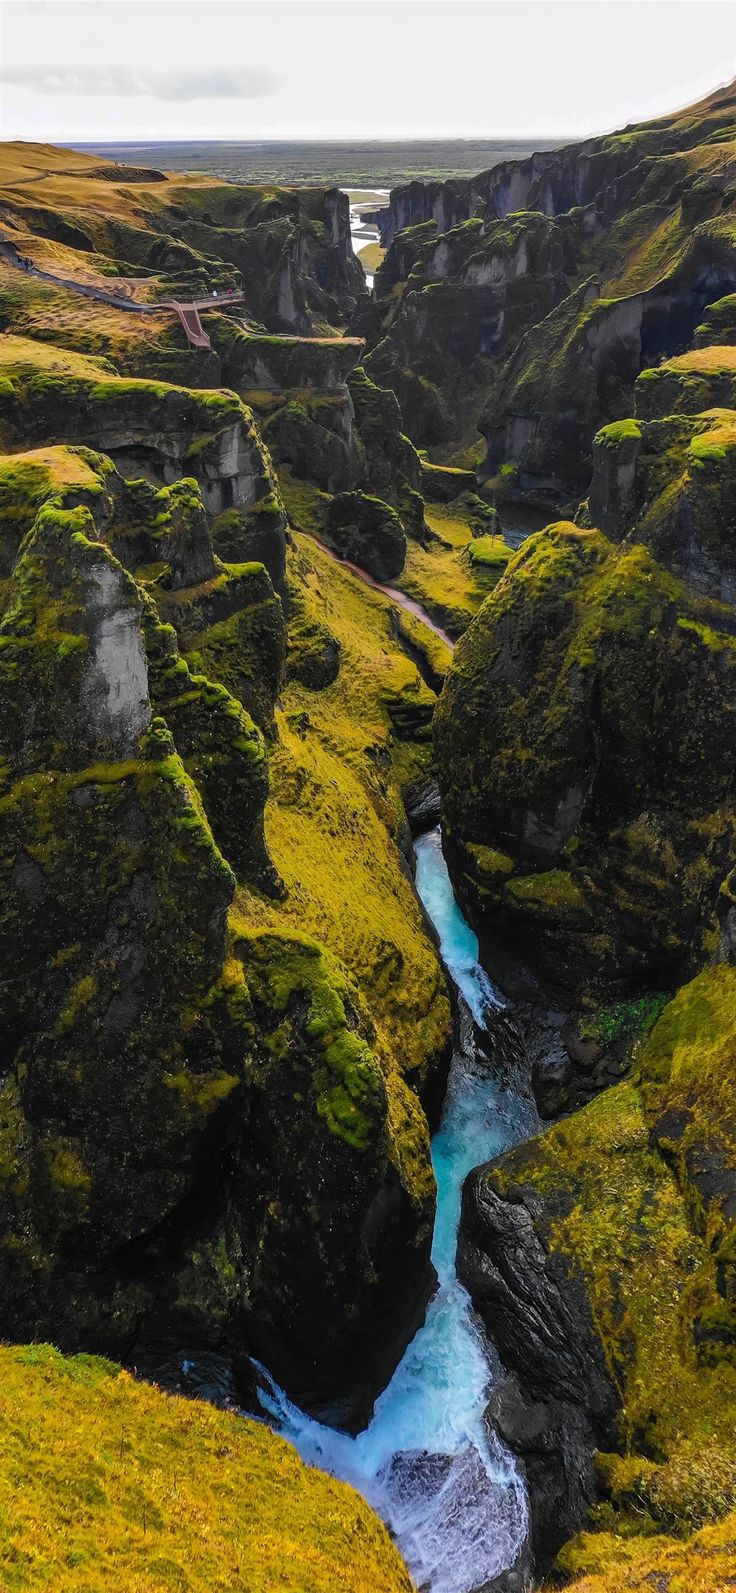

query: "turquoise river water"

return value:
[259, 825, 539, 1592]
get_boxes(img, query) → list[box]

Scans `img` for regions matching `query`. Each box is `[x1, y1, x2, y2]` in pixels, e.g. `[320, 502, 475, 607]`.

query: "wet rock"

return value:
[458, 1167, 618, 1572]
[403, 775, 442, 836]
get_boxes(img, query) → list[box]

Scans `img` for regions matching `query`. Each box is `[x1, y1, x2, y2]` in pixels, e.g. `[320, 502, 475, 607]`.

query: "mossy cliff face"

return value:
[366, 80, 736, 488]
[434, 522, 736, 1004]
[0, 147, 365, 339]
[0, 445, 441, 1426]
[590, 398, 736, 603]
[365, 211, 580, 450]
[243, 362, 427, 569]
[458, 965, 736, 1581]
[0, 1342, 412, 1593]
[0, 334, 285, 520]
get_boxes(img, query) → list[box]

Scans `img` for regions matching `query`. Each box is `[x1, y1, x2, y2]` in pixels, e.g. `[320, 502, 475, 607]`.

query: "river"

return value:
[346, 187, 388, 290]
[259, 828, 539, 1588]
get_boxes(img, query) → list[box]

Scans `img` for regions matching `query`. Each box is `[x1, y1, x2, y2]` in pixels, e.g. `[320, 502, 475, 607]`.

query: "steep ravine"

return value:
[258, 554, 541, 1593]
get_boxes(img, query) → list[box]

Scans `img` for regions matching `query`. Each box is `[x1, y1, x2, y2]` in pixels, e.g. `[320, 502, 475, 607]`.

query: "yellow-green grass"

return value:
[0, 1342, 412, 1593]
[357, 242, 386, 273]
[0, 269, 215, 385]
[0, 141, 111, 185]
[0, 262, 183, 372]
[663, 345, 736, 375]
[0, 444, 104, 502]
[489, 965, 736, 1580]
[2, 228, 162, 301]
[550, 1514, 736, 1592]
[396, 503, 509, 637]
[0, 331, 115, 382]
[233, 533, 451, 1090]
[346, 191, 389, 206]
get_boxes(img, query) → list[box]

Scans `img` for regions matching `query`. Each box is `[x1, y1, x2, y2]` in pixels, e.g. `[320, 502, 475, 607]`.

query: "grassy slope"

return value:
[397, 502, 510, 637]
[0, 1344, 412, 1593]
[233, 530, 451, 1092]
[548, 1515, 736, 1592]
[490, 966, 736, 1590]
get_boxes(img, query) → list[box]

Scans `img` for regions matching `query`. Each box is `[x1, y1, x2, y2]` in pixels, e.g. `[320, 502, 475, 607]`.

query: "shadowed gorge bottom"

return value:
[259, 827, 538, 1593]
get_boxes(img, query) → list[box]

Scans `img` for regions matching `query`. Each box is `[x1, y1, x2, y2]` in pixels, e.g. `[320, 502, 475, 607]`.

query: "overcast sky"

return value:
[0, 0, 734, 143]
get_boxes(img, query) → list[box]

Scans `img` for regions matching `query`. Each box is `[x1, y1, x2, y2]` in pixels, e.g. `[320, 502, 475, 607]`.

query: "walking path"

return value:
[0, 231, 249, 343]
[0, 234, 365, 352]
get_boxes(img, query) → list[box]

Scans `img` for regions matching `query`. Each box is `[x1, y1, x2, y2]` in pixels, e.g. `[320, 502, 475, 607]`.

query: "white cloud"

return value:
[0, 64, 279, 100]
[0, 0, 733, 141]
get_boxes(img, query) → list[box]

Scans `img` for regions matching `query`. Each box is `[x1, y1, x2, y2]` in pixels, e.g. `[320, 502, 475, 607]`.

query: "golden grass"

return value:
[0, 331, 115, 380]
[0, 263, 191, 373]
[666, 345, 736, 373]
[396, 503, 508, 636]
[552, 1515, 736, 1591]
[233, 533, 451, 1087]
[0, 1342, 413, 1593]
[357, 242, 386, 273]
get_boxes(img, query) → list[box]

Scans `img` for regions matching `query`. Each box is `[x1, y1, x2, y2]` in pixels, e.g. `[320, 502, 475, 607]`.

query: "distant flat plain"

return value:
[70, 138, 557, 188]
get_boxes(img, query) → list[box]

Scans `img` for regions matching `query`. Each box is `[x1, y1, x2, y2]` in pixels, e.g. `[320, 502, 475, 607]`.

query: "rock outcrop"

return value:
[435, 520, 736, 1003]
[459, 964, 736, 1578]
[0, 443, 440, 1427]
[362, 80, 736, 492]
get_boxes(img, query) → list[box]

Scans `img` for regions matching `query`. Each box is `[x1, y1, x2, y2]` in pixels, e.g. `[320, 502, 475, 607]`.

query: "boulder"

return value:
[325, 490, 407, 581]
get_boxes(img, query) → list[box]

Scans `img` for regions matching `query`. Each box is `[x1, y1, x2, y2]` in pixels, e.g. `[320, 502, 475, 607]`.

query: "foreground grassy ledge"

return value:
[0, 1344, 412, 1593]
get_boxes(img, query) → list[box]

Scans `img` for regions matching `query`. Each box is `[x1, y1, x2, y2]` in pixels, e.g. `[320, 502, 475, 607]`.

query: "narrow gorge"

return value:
[1, 62, 736, 1593]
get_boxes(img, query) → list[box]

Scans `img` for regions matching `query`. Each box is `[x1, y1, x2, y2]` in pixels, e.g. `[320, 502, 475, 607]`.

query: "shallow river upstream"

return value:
[260, 827, 539, 1591]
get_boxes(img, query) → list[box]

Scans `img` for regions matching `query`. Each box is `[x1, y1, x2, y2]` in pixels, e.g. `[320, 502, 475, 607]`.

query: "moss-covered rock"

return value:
[0, 443, 440, 1424]
[435, 522, 736, 1002]
[231, 926, 435, 1419]
[459, 963, 736, 1578]
[348, 364, 426, 540]
[590, 404, 736, 601]
[325, 490, 407, 581]
[0, 334, 280, 519]
[369, 81, 736, 493]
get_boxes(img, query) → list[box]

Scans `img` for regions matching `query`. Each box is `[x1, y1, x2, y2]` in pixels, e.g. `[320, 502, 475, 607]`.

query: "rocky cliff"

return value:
[0, 142, 453, 1459]
[423, 76, 736, 1593]
[459, 967, 736, 1584]
[361, 80, 736, 493]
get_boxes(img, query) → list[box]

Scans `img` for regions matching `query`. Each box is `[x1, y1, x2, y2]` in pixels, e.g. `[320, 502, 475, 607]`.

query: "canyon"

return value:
[0, 74, 735, 1593]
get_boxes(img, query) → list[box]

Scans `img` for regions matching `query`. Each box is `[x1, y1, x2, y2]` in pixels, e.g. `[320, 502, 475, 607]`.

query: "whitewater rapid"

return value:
[259, 826, 539, 1592]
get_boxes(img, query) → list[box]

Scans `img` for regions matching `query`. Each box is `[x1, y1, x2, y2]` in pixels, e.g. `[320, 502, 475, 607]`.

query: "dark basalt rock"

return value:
[0, 448, 436, 1431]
[457, 1166, 618, 1572]
[435, 521, 736, 1004]
[326, 490, 407, 581]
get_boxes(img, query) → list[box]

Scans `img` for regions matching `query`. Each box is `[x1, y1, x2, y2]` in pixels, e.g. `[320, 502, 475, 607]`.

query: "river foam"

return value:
[259, 826, 538, 1592]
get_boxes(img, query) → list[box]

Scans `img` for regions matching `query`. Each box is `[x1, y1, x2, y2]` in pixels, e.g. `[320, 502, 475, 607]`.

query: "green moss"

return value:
[594, 419, 643, 448]
[240, 928, 384, 1152]
[467, 533, 511, 569]
[505, 868, 589, 915]
[436, 522, 736, 999]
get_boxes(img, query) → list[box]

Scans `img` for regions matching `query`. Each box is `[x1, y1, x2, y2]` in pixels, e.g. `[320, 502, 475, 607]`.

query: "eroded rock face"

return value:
[0, 341, 282, 517]
[326, 490, 408, 581]
[459, 965, 736, 1576]
[590, 404, 736, 603]
[365, 80, 736, 488]
[0, 447, 437, 1425]
[366, 212, 580, 449]
[434, 522, 736, 1003]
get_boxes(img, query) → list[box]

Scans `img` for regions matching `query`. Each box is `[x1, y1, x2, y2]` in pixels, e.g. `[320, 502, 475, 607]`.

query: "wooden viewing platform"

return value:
[160, 293, 246, 350]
